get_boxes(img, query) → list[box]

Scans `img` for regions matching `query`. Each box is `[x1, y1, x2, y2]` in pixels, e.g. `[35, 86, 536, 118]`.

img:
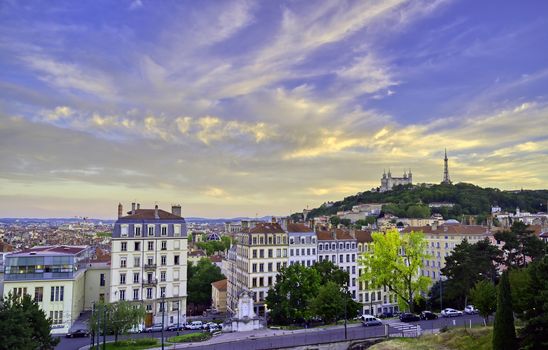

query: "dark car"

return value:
[145, 324, 164, 332]
[378, 311, 394, 319]
[166, 324, 185, 331]
[399, 313, 421, 322]
[66, 329, 90, 338]
[420, 311, 438, 320]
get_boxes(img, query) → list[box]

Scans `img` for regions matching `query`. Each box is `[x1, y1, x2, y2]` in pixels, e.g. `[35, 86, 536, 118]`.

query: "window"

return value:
[120, 257, 127, 268]
[161, 241, 167, 250]
[133, 272, 140, 284]
[119, 290, 125, 301]
[161, 271, 166, 282]
[346, 243, 350, 250]
[146, 288, 153, 299]
[268, 263, 273, 272]
[121, 242, 127, 251]
[120, 273, 126, 285]
[252, 250, 257, 258]
[352, 254, 355, 262]
[252, 264, 257, 272]
[352, 266, 356, 274]
[161, 226, 167, 236]
[51, 286, 57, 301]
[135, 225, 141, 236]
[276, 262, 281, 271]
[134, 256, 140, 267]
[346, 254, 350, 262]
[133, 289, 139, 301]
[319, 244, 323, 251]
[259, 263, 264, 272]
[121, 225, 128, 237]
[259, 249, 264, 258]
[148, 241, 154, 250]
[148, 225, 154, 236]
[134, 242, 140, 251]
[34, 287, 43, 302]
[290, 249, 294, 256]
[268, 276, 272, 286]
[339, 255, 343, 263]
[60, 286, 64, 301]
[174, 255, 180, 265]
[174, 224, 181, 236]
[161, 255, 167, 266]
[147, 257, 154, 266]
[160, 286, 166, 297]
[252, 278, 257, 287]
[100, 273, 105, 286]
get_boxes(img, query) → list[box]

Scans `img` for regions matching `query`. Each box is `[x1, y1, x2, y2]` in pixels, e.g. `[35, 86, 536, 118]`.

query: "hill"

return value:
[301, 183, 548, 221]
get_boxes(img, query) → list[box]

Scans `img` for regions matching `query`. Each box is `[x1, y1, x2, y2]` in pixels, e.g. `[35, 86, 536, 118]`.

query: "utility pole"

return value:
[102, 305, 107, 350]
[439, 276, 443, 311]
[90, 303, 95, 349]
[344, 285, 348, 340]
[176, 300, 180, 336]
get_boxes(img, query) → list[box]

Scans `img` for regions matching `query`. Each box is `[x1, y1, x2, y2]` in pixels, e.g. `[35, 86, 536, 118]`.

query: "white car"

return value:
[185, 321, 203, 330]
[441, 308, 463, 317]
[464, 305, 479, 314]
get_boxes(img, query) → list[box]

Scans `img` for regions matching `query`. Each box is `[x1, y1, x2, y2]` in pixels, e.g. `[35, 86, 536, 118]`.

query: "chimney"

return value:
[131, 202, 136, 215]
[172, 205, 182, 217]
[117, 203, 123, 218]
[137, 203, 140, 210]
[332, 230, 337, 240]
[154, 204, 159, 219]
[271, 217, 276, 223]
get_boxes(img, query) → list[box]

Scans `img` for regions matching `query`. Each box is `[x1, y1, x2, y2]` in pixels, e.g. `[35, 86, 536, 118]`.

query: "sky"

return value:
[1, 0, 547, 219]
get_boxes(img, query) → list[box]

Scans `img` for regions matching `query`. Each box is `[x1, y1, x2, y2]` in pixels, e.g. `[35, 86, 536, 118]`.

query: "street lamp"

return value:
[341, 283, 348, 340]
[439, 275, 443, 311]
[161, 292, 165, 350]
[176, 300, 180, 336]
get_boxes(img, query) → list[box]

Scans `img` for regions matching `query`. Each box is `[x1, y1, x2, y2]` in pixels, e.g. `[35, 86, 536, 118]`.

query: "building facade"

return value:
[380, 169, 412, 192]
[3, 245, 92, 334]
[110, 203, 188, 327]
[316, 229, 358, 299]
[286, 223, 317, 267]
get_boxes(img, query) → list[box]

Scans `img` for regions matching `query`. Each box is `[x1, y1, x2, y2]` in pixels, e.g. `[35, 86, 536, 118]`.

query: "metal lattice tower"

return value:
[442, 148, 452, 184]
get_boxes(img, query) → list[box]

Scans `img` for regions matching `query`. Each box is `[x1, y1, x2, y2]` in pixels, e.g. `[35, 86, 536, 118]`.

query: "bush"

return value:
[135, 338, 158, 346]
[168, 332, 212, 343]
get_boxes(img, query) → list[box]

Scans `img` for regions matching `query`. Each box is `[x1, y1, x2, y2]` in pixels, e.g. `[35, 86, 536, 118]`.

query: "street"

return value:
[56, 314, 484, 350]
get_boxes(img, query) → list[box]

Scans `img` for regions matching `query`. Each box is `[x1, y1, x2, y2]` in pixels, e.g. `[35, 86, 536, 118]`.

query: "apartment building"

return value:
[355, 230, 398, 316]
[402, 220, 491, 282]
[286, 223, 317, 267]
[316, 228, 358, 299]
[227, 222, 288, 315]
[110, 203, 188, 326]
[3, 245, 92, 334]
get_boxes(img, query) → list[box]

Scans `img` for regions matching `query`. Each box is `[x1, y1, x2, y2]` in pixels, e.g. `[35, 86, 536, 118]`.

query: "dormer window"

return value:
[147, 225, 154, 236]
[121, 225, 128, 237]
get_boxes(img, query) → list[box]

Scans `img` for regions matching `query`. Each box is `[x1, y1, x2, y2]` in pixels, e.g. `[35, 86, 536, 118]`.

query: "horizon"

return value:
[1, 1, 547, 218]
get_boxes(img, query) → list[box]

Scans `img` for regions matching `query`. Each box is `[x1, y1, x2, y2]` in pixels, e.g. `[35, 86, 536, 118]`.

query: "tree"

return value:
[494, 222, 546, 267]
[471, 280, 496, 325]
[89, 301, 145, 342]
[441, 238, 501, 308]
[187, 258, 225, 306]
[359, 229, 430, 313]
[493, 271, 518, 350]
[265, 264, 321, 325]
[329, 216, 340, 227]
[310, 282, 345, 324]
[508, 267, 533, 317]
[406, 205, 430, 218]
[312, 260, 348, 287]
[518, 256, 548, 349]
[0, 293, 59, 349]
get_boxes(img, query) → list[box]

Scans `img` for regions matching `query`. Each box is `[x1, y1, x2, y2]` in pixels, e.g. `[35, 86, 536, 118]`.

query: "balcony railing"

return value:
[144, 264, 156, 270]
[142, 280, 157, 287]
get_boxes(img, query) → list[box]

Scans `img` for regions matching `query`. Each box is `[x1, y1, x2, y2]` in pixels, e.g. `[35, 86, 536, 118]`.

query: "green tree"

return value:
[265, 264, 321, 325]
[89, 301, 145, 342]
[310, 282, 345, 324]
[312, 260, 348, 287]
[0, 293, 59, 349]
[508, 267, 533, 317]
[339, 218, 352, 227]
[442, 238, 501, 308]
[329, 216, 340, 227]
[471, 280, 496, 325]
[188, 258, 225, 306]
[493, 271, 517, 350]
[494, 222, 546, 267]
[518, 256, 548, 349]
[220, 236, 232, 251]
[406, 205, 431, 218]
[359, 229, 430, 312]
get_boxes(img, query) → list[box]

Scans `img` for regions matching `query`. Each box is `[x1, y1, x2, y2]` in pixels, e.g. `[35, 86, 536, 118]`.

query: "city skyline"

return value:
[1, 0, 548, 219]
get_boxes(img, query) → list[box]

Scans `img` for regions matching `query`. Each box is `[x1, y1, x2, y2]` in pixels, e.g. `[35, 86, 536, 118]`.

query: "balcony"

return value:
[142, 279, 157, 287]
[144, 264, 156, 270]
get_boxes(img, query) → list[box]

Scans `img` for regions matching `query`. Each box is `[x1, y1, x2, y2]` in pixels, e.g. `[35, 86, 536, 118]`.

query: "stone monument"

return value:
[223, 290, 264, 332]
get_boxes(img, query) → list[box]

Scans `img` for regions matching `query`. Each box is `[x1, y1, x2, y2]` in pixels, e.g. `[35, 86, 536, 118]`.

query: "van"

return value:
[361, 315, 382, 327]
[187, 321, 203, 330]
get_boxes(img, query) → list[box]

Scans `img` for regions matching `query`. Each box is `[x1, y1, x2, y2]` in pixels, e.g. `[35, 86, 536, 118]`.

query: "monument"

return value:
[223, 290, 264, 332]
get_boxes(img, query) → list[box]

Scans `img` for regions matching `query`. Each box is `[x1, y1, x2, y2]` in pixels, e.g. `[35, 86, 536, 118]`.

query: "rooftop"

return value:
[211, 278, 227, 291]
[316, 229, 355, 241]
[118, 209, 184, 221]
[402, 223, 489, 235]
[9, 245, 89, 257]
[246, 222, 285, 234]
[355, 230, 373, 243]
[286, 223, 314, 233]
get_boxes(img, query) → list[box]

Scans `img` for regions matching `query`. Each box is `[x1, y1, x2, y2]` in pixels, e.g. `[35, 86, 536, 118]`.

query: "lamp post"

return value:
[176, 300, 180, 336]
[439, 276, 443, 311]
[90, 302, 95, 350]
[161, 293, 165, 350]
[102, 304, 107, 350]
[342, 283, 348, 340]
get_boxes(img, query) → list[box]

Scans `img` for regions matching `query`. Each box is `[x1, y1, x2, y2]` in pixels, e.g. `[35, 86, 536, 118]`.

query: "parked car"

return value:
[361, 315, 383, 327]
[420, 311, 438, 320]
[185, 321, 203, 330]
[208, 324, 222, 332]
[441, 308, 463, 317]
[166, 324, 185, 331]
[464, 305, 479, 315]
[66, 329, 90, 338]
[128, 324, 145, 334]
[145, 324, 164, 332]
[399, 313, 421, 322]
[378, 311, 394, 319]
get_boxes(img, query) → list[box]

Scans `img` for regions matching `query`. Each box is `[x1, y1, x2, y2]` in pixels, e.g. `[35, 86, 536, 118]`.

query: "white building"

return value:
[316, 229, 358, 300]
[110, 203, 188, 327]
[286, 223, 317, 267]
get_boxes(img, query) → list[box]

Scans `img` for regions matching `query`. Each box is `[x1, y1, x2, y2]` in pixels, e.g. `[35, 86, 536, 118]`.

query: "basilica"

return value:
[379, 169, 413, 192]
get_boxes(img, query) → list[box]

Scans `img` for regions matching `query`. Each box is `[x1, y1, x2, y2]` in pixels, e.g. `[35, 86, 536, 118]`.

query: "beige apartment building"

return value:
[211, 278, 227, 313]
[227, 222, 288, 315]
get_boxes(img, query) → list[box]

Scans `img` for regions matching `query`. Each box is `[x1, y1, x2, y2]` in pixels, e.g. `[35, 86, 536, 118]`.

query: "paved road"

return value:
[56, 314, 484, 350]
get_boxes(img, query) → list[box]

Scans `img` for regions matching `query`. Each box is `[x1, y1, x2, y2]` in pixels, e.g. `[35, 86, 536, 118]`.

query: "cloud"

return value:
[129, 0, 143, 10]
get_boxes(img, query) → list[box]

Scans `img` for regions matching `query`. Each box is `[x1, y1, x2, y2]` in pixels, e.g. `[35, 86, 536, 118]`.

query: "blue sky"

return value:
[1, 0, 547, 218]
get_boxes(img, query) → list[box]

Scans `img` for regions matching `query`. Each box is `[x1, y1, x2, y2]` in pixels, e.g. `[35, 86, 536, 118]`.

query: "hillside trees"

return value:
[359, 229, 430, 313]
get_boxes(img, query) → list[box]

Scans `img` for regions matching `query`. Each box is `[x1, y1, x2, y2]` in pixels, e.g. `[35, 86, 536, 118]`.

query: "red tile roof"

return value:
[209, 255, 223, 263]
[401, 223, 489, 235]
[247, 222, 285, 234]
[316, 229, 354, 241]
[211, 279, 227, 291]
[355, 230, 373, 243]
[119, 209, 183, 220]
[286, 223, 313, 232]
[189, 250, 206, 257]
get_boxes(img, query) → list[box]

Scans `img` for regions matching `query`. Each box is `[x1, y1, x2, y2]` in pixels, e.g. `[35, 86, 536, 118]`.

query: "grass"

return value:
[167, 332, 212, 343]
[90, 338, 159, 350]
[96, 231, 112, 237]
[369, 327, 493, 350]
